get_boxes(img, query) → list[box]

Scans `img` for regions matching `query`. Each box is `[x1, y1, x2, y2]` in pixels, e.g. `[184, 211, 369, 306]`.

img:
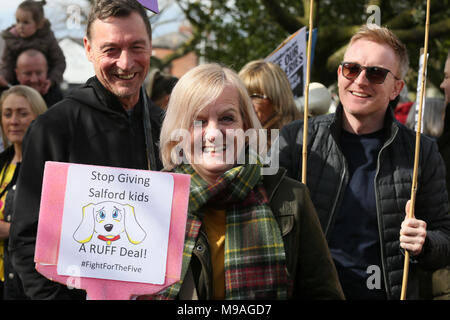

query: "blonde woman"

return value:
[0, 85, 47, 299]
[145, 63, 344, 300]
[239, 60, 301, 131]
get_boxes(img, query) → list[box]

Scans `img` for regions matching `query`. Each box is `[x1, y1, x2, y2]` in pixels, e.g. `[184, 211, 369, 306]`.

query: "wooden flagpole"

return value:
[400, 0, 430, 300]
[302, 0, 314, 184]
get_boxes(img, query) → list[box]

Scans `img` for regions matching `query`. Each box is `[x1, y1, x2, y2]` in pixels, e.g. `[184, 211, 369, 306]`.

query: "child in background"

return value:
[0, 0, 66, 89]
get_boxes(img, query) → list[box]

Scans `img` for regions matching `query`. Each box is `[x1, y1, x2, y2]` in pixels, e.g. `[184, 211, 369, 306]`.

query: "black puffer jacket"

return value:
[8, 77, 163, 299]
[278, 105, 450, 300]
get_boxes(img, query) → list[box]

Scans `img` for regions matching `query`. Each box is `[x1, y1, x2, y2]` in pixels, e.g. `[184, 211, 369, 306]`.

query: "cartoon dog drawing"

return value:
[73, 201, 146, 245]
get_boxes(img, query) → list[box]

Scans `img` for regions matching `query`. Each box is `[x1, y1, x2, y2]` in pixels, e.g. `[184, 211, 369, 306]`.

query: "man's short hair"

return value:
[349, 25, 409, 79]
[16, 48, 48, 68]
[86, 0, 152, 41]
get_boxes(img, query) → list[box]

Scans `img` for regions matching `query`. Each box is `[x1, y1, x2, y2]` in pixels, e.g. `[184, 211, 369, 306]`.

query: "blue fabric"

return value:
[329, 129, 387, 300]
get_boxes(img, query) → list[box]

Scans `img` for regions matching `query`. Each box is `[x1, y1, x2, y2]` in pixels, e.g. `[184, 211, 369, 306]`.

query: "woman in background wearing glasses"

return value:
[277, 24, 450, 300]
[239, 60, 301, 148]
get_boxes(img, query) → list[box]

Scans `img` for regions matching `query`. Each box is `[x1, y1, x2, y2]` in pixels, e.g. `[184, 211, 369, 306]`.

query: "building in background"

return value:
[152, 26, 198, 79]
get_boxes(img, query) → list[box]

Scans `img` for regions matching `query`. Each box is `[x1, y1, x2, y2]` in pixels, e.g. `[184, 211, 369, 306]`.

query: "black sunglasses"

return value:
[340, 62, 400, 84]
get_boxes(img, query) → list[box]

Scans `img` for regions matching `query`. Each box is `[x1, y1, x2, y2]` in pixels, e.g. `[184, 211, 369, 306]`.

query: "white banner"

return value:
[57, 164, 173, 285]
[267, 27, 307, 99]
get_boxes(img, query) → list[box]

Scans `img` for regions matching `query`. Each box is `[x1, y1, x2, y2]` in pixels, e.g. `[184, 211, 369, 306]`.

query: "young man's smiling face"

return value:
[337, 39, 404, 133]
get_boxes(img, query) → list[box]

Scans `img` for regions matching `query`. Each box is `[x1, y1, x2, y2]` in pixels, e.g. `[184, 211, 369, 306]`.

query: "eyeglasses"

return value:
[250, 93, 269, 100]
[340, 62, 400, 84]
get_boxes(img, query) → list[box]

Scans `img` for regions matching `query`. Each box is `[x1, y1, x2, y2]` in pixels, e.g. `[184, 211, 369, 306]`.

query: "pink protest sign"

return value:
[34, 161, 190, 300]
[137, 0, 159, 13]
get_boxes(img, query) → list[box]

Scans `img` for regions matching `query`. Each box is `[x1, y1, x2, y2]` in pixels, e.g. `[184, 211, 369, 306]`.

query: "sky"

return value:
[0, 0, 183, 39]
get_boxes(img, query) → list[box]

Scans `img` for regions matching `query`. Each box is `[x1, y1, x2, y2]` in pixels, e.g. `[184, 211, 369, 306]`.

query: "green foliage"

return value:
[177, 0, 288, 70]
[175, 0, 450, 93]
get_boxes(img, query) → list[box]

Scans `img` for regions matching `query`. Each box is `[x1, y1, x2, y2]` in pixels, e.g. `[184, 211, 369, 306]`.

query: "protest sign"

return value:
[137, 0, 159, 13]
[414, 50, 428, 133]
[34, 161, 190, 299]
[266, 27, 317, 99]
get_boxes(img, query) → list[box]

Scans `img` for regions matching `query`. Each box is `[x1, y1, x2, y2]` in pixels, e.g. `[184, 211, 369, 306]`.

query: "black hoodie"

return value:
[8, 77, 164, 299]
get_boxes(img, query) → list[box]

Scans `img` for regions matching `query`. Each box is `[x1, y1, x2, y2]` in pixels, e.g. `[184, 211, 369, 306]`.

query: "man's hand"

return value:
[38, 78, 52, 95]
[400, 200, 427, 256]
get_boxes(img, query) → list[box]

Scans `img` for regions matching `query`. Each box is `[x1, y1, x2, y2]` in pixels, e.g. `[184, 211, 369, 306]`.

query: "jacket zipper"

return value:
[324, 165, 347, 238]
[373, 127, 398, 300]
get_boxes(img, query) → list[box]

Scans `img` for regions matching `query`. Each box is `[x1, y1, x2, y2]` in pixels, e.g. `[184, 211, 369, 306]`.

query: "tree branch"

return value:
[395, 17, 450, 42]
[261, 0, 305, 33]
[325, 18, 450, 72]
[385, 8, 416, 29]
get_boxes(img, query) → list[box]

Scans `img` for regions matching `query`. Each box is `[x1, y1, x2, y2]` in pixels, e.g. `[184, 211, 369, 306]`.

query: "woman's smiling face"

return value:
[189, 85, 244, 183]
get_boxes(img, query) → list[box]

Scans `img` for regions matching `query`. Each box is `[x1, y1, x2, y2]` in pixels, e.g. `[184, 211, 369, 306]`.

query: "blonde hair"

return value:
[238, 60, 301, 128]
[0, 85, 48, 147]
[349, 25, 409, 78]
[160, 63, 261, 170]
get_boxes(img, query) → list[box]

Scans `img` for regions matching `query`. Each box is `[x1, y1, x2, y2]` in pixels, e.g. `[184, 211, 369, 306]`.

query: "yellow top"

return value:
[0, 163, 16, 282]
[203, 206, 226, 300]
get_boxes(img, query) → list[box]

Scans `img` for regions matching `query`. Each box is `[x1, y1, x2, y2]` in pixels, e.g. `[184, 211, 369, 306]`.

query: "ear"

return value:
[73, 203, 95, 243]
[337, 65, 343, 88]
[390, 79, 405, 100]
[123, 204, 147, 244]
[83, 36, 93, 63]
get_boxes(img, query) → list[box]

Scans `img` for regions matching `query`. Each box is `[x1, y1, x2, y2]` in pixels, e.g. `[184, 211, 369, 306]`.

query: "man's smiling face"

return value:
[338, 39, 404, 125]
[84, 12, 152, 109]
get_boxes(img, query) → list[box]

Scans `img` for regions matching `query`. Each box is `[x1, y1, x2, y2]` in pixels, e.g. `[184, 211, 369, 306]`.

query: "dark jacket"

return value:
[278, 105, 450, 300]
[0, 147, 28, 300]
[42, 83, 64, 108]
[179, 168, 345, 300]
[438, 103, 450, 203]
[435, 102, 450, 300]
[1, 20, 66, 85]
[8, 76, 164, 299]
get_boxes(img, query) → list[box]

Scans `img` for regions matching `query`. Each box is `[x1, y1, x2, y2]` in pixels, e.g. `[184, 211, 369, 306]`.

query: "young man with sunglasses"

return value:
[278, 25, 450, 300]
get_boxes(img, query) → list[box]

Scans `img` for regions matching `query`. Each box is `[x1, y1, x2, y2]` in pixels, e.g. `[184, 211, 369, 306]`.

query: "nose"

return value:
[104, 224, 113, 232]
[29, 72, 39, 83]
[353, 69, 370, 85]
[204, 123, 223, 143]
[9, 113, 20, 124]
[116, 50, 133, 71]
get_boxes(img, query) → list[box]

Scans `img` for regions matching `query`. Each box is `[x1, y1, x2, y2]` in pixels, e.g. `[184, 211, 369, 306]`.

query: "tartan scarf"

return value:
[156, 162, 291, 299]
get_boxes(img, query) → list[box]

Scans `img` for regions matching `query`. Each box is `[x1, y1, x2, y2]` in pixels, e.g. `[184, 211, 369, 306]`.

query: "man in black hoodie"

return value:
[8, 0, 163, 299]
